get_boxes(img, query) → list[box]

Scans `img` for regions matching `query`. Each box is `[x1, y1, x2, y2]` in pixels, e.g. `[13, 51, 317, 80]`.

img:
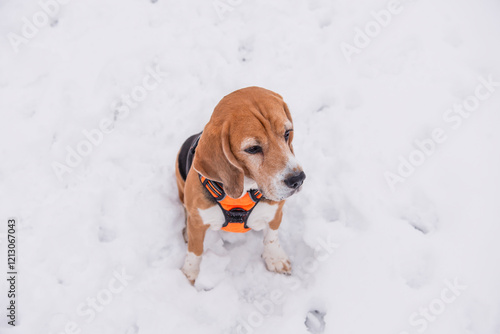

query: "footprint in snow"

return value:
[402, 192, 439, 234]
[305, 309, 326, 334]
[98, 226, 117, 242]
[125, 323, 139, 334]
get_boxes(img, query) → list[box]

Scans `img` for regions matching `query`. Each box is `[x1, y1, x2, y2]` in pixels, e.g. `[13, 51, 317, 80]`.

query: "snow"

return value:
[1, 0, 500, 333]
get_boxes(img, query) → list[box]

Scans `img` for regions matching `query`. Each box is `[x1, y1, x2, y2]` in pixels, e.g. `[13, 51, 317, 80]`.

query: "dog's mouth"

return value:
[260, 185, 303, 202]
[286, 185, 303, 198]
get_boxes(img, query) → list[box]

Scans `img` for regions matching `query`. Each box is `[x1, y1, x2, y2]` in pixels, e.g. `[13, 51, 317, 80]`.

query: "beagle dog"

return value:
[175, 87, 305, 284]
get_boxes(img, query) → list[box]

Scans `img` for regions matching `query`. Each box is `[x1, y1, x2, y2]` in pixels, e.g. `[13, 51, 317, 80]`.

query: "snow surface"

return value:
[1, 0, 500, 333]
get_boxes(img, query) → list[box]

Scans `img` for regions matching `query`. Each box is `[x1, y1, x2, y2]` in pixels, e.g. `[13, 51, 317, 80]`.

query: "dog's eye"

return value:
[284, 129, 292, 141]
[244, 146, 262, 154]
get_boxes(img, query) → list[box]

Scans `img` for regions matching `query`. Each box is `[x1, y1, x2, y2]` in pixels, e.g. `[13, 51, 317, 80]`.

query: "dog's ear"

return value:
[283, 102, 295, 154]
[193, 121, 245, 199]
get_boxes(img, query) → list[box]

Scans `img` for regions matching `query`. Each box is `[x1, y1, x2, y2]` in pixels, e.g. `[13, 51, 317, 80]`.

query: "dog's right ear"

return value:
[193, 121, 245, 199]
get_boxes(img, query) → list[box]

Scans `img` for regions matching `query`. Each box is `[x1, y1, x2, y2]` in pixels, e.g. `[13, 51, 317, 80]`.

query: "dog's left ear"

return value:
[283, 102, 295, 154]
[193, 121, 245, 199]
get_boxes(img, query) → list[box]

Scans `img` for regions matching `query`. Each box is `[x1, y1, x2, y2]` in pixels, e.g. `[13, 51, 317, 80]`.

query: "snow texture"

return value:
[1, 0, 500, 333]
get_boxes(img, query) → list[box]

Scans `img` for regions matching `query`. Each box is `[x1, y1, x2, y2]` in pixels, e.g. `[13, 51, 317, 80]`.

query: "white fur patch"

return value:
[198, 205, 225, 231]
[247, 202, 279, 231]
[243, 176, 258, 193]
[269, 150, 302, 200]
[262, 228, 291, 274]
[181, 251, 202, 282]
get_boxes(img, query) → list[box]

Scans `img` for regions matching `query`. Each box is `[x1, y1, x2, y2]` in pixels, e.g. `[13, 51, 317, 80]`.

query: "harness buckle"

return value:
[226, 208, 248, 223]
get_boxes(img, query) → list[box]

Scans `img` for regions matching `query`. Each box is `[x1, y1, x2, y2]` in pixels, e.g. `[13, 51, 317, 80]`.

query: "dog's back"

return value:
[175, 132, 201, 204]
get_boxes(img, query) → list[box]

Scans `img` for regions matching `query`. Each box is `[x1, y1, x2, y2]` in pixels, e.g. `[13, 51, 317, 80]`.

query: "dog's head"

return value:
[193, 87, 305, 201]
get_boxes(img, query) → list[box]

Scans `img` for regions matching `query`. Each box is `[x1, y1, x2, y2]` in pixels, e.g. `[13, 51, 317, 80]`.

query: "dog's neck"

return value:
[243, 176, 259, 193]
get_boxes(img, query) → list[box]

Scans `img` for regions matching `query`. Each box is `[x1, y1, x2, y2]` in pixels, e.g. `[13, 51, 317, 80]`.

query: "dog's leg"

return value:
[181, 208, 188, 243]
[262, 205, 291, 274]
[175, 154, 189, 243]
[263, 227, 291, 274]
[181, 215, 208, 284]
[175, 154, 186, 205]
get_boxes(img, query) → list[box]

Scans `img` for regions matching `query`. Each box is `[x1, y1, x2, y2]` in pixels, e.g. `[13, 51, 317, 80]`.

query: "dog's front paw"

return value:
[181, 265, 198, 285]
[262, 247, 291, 275]
[181, 252, 201, 285]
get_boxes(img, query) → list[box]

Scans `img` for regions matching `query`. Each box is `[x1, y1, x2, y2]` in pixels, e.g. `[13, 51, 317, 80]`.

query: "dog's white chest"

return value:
[247, 202, 278, 231]
[198, 201, 278, 232]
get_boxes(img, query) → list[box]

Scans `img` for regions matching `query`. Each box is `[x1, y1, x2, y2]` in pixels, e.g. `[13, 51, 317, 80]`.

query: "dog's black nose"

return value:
[284, 171, 306, 189]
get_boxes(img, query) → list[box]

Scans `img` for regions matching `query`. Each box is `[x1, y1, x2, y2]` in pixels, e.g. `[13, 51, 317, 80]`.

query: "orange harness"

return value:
[199, 175, 263, 233]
